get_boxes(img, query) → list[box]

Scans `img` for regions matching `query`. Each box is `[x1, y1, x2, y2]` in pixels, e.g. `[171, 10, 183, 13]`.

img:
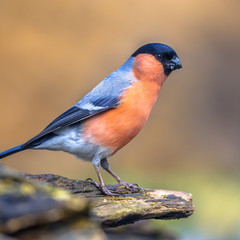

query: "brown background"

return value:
[0, 1, 240, 238]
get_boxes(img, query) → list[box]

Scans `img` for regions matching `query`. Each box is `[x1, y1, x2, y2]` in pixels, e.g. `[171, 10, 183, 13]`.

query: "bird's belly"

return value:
[82, 104, 153, 154]
[33, 124, 112, 161]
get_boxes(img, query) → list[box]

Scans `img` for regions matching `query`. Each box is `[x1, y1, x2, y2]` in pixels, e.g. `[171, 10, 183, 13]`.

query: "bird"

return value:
[0, 43, 182, 195]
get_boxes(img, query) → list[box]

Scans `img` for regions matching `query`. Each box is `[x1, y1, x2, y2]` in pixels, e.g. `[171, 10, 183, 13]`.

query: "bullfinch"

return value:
[0, 43, 182, 195]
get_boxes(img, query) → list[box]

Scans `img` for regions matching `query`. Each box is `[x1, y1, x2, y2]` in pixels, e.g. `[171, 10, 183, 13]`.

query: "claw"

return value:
[132, 183, 145, 191]
[86, 178, 118, 196]
[117, 181, 142, 192]
[100, 185, 118, 196]
[86, 178, 100, 188]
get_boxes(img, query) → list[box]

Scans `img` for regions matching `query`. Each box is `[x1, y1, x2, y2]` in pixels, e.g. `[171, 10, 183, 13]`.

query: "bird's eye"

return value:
[156, 54, 163, 61]
[165, 53, 172, 61]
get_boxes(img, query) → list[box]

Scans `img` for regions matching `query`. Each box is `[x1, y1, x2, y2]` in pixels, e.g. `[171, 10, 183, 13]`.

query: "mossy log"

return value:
[0, 166, 194, 239]
[0, 166, 105, 239]
[26, 173, 194, 227]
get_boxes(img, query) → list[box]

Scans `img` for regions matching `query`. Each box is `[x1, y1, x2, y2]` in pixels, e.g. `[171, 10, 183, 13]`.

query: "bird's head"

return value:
[131, 43, 182, 84]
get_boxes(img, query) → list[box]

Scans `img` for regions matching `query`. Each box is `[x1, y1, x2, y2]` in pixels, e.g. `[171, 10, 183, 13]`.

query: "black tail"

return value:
[0, 145, 25, 159]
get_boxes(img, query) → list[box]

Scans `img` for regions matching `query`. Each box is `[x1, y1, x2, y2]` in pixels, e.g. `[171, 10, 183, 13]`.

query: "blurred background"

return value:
[0, 0, 240, 239]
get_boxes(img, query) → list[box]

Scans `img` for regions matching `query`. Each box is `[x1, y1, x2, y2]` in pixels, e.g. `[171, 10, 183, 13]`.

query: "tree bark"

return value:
[0, 166, 194, 239]
[26, 173, 194, 227]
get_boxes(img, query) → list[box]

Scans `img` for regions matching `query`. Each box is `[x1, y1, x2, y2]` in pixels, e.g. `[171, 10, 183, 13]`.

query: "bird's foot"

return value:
[86, 178, 100, 188]
[86, 178, 118, 196]
[100, 185, 118, 196]
[117, 180, 142, 192]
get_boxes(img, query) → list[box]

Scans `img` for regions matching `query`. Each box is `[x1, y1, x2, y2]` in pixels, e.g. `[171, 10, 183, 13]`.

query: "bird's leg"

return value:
[101, 158, 141, 192]
[92, 156, 117, 196]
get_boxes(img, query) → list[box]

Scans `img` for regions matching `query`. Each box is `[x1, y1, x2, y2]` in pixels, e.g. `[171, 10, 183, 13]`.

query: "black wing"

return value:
[22, 97, 119, 149]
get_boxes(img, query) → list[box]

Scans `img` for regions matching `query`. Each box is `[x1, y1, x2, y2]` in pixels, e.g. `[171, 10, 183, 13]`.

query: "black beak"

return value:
[166, 56, 182, 71]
